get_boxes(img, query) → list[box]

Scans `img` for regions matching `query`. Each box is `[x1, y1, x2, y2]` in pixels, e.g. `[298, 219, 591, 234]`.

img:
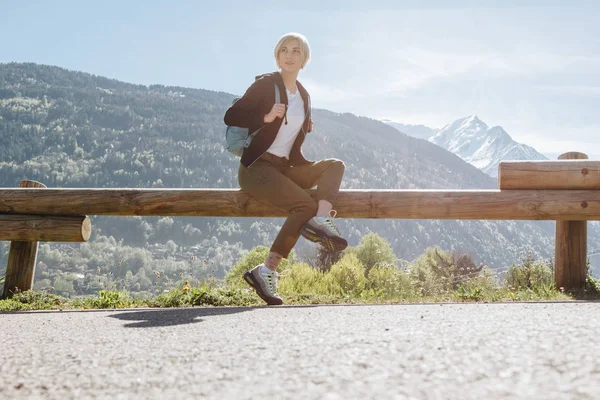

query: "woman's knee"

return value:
[326, 158, 345, 176]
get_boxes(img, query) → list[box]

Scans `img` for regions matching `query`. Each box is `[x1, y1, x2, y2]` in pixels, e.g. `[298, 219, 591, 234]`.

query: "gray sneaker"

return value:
[301, 210, 348, 251]
[243, 264, 283, 305]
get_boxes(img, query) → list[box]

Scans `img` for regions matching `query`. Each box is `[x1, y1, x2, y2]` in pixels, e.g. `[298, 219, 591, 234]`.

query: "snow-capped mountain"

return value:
[428, 115, 547, 177]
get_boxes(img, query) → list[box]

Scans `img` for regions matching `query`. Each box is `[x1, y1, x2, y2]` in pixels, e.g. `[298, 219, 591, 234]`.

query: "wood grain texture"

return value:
[558, 152, 588, 161]
[555, 220, 587, 290]
[0, 214, 91, 242]
[554, 153, 589, 290]
[0, 188, 599, 220]
[3, 180, 46, 299]
[499, 160, 600, 190]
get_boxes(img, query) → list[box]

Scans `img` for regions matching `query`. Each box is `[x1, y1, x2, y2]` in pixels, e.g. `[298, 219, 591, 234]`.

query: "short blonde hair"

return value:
[274, 32, 311, 69]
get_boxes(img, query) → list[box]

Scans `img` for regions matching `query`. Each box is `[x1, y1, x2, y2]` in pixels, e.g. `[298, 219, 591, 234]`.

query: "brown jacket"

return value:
[224, 71, 312, 167]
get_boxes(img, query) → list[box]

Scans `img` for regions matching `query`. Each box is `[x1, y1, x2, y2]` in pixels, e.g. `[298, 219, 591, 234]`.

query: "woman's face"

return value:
[277, 39, 303, 73]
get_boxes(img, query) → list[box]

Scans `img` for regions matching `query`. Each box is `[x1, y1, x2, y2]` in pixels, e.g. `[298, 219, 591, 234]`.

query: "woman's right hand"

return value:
[263, 103, 286, 123]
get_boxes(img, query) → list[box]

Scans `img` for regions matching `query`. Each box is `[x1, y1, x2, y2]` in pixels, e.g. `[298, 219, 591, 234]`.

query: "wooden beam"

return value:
[0, 188, 599, 220]
[555, 152, 588, 290]
[499, 160, 600, 190]
[3, 180, 45, 299]
[0, 215, 91, 242]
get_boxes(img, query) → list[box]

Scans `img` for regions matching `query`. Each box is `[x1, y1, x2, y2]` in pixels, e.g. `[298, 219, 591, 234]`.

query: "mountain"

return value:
[379, 120, 436, 140]
[0, 63, 598, 293]
[429, 115, 548, 177]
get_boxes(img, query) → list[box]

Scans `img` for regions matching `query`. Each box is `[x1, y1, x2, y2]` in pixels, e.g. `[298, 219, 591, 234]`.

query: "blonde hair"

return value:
[274, 32, 311, 69]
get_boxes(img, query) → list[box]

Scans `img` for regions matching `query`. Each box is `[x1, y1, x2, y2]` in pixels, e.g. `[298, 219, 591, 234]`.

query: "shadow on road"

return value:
[108, 307, 256, 328]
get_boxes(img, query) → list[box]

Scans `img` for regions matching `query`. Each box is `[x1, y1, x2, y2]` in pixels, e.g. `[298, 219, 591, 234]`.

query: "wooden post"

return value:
[2, 180, 47, 299]
[555, 152, 588, 290]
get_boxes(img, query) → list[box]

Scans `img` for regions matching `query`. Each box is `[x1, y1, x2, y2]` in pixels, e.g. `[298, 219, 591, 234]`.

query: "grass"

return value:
[0, 286, 578, 312]
[2, 274, 594, 312]
[2, 248, 599, 311]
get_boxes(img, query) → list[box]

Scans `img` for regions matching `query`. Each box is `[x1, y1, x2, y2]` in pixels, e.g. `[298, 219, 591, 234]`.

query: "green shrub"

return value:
[505, 253, 553, 291]
[585, 275, 600, 296]
[80, 290, 133, 309]
[0, 290, 66, 310]
[279, 262, 341, 296]
[409, 247, 490, 296]
[350, 233, 397, 275]
[0, 299, 29, 312]
[455, 271, 498, 301]
[328, 253, 366, 295]
[366, 264, 413, 298]
[409, 248, 450, 296]
[455, 284, 485, 301]
[154, 285, 258, 307]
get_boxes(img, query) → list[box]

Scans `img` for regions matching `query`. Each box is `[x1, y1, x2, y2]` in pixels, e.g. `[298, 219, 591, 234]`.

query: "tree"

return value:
[53, 276, 75, 297]
[314, 246, 342, 273]
[352, 233, 397, 275]
[165, 240, 178, 258]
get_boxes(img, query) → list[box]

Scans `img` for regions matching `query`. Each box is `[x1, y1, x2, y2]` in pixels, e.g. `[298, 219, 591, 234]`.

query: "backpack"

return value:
[225, 83, 280, 157]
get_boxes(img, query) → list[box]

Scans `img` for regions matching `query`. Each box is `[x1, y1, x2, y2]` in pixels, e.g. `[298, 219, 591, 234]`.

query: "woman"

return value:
[224, 32, 347, 305]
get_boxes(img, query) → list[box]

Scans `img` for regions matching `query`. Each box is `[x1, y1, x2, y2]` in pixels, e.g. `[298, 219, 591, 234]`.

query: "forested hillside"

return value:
[1, 63, 596, 296]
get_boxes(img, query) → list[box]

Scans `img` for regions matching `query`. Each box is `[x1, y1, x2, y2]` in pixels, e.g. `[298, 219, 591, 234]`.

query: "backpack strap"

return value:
[274, 83, 280, 104]
[243, 83, 281, 148]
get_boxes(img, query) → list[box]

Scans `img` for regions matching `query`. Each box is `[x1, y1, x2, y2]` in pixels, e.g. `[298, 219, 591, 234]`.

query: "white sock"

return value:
[260, 264, 275, 274]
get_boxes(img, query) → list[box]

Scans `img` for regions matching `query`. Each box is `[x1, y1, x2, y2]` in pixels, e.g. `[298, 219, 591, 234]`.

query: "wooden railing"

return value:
[1, 152, 598, 298]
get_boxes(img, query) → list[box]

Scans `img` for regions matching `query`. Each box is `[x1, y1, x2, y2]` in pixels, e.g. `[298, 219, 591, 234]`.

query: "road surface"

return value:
[1, 303, 599, 399]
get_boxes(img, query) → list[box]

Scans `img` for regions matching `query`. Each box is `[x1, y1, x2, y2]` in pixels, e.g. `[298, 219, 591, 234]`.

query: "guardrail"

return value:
[1, 152, 598, 298]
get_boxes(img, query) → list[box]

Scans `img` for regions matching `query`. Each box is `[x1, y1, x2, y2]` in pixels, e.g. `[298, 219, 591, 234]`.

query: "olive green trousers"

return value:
[238, 152, 345, 258]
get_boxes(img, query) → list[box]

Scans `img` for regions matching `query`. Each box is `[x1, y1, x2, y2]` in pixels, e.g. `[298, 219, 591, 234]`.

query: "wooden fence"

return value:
[1, 152, 598, 298]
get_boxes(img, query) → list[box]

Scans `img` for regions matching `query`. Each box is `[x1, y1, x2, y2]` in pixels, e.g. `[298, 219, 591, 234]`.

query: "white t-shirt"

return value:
[266, 87, 305, 159]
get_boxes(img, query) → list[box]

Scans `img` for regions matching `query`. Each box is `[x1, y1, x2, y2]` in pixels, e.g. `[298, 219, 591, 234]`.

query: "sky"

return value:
[2, 0, 599, 159]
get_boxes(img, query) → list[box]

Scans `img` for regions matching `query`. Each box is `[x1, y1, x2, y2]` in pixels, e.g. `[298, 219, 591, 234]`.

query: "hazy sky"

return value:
[2, 0, 599, 159]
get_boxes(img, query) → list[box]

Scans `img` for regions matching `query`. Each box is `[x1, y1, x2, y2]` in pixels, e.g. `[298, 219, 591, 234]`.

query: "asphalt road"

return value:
[1, 302, 600, 399]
